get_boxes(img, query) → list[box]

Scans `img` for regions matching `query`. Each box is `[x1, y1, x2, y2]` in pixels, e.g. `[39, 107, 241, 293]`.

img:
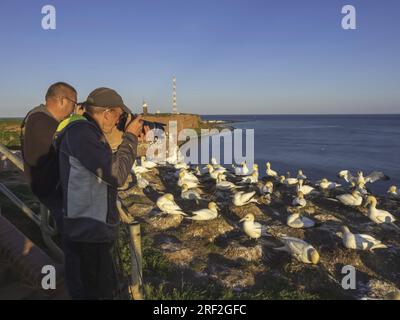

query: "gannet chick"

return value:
[239, 213, 269, 239]
[336, 190, 363, 206]
[297, 169, 307, 180]
[292, 191, 307, 207]
[156, 193, 187, 216]
[317, 178, 341, 190]
[274, 236, 320, 264]
[365, 196, 399, 230]
[339, 226, 387, 251]
[181, 184, 202, 204]
[296, 179, 315, 195]
[265, 162, 278, 178]
[233, 190, 258, 206]
[186, 201, 219, 220]
[287, 213, 315, 229]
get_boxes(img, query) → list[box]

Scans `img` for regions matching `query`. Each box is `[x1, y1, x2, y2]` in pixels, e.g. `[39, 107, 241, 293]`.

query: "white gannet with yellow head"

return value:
[292, 191, 307, 207]
[387, 185, 399, 198]
[317, 178, 341, 190]
[364, 196, 399, 230]
[287, 212, 315, 229]
[259, 181, 274, 195]
[274, 236, 320, 264]
[336, 190, 363, 207]
[181, 184, 203, 204]
[156, 193, 187, 216]
[233, 190, 258, 206]
[296, 179, 315, 195]
[239, 213, 269, 239]
[186, 201, 219, 220]
[265, 162, 278, 178]
[339, 226, 387, 251]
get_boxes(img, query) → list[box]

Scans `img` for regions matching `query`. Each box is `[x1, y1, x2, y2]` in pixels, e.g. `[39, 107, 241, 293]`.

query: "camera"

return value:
[116, 112, 166, 133]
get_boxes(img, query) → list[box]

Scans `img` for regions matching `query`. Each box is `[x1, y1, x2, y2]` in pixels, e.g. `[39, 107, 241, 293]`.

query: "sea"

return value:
[200, 114, 400, 195]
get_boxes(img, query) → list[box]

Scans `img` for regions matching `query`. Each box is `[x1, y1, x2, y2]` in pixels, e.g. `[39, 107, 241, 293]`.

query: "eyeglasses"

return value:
[61, 96, 78, 107]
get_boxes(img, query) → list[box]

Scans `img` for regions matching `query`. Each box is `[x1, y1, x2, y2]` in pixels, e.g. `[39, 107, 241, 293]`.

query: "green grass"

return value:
[0, 119, 21, 147]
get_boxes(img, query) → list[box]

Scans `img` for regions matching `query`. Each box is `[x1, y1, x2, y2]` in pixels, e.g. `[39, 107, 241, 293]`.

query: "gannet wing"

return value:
[366, 171, 390, 183]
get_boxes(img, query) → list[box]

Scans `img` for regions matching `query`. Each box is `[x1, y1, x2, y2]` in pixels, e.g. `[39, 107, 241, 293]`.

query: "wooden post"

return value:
[129, 221, 143, 300]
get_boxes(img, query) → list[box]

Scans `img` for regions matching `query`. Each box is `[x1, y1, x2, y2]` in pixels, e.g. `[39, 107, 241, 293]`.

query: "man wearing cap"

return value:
[54, 87, 143, 299]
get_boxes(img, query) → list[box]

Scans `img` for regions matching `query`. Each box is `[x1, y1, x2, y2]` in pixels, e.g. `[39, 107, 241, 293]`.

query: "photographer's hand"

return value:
[125, 115, 143, 138]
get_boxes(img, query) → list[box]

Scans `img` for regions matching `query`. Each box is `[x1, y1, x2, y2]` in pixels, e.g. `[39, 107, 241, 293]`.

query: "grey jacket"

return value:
[54, 113, 137, 243]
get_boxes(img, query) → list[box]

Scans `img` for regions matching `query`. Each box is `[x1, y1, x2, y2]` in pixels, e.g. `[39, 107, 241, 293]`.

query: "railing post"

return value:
[129, 221, 143, 300]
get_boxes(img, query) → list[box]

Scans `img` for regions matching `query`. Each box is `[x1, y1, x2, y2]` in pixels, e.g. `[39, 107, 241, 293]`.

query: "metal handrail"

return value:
[0, 142, 63, 262]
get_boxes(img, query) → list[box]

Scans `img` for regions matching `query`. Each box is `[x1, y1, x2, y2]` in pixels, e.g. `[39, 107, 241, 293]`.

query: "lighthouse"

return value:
[142, 100, 148, 115]
[172, 76, 177, 114]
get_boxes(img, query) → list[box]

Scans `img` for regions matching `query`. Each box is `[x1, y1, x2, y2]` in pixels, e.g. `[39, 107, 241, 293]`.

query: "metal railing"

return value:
[0, 143, 64, 262]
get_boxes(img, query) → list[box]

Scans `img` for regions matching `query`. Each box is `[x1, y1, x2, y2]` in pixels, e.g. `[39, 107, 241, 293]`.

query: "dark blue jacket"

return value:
[54, 113, 137, 243]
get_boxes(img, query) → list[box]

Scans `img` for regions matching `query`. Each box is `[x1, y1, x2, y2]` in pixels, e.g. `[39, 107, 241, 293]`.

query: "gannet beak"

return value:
[239, 217, 245, 223]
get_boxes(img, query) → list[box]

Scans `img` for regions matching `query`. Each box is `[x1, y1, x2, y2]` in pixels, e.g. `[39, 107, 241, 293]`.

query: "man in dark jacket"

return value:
[54, 87, 143, 299]
[22, 82, 77, 229]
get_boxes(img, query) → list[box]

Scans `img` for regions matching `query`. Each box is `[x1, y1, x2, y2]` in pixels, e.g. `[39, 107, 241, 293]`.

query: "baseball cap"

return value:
[81, 87, 131, 113]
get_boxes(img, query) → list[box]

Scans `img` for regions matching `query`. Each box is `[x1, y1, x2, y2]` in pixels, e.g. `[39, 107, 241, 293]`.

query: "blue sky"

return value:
[0, 0, 399, 116]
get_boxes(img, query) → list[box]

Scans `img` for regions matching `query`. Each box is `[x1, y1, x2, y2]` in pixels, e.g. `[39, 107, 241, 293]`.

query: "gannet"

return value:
[186, 202, 219, 220]
[234, 162, 250, 176]
[216, 173, 238, 190]
[336, 190, 363, 206]
[240, 171, 259, 184]
[233, 190, 258, 206]
[387, 186, 399, 198]
[339, 226, 387, 251]
[178, 170, 199, 184]
[207, 164, 226, 180]
[194, 165, 208, 177]
[356, 171, 390, 185]
[296, 179, 315, 195]
[140, 156, 157, 169]
[281, 172, 298, 186]
[287, 213, 315, 229]
[211, 157, 224, 170]
[338, 170, 389, 185]
[136, 173, 149, 189]
[317, 178, 341, 190]
[338, 170, 357, 185]
[365, 196, 399, 230]
[239, 213, 269, 239]
[132, 160, 149, 175]
[274, 236, 320, 264]
[174, 161, 189, 170]
[265, 162, 278, 178]
[156, 193, 187, 216]
[292, 191, 307, 207]
[297, 170, 307, 180]
[259, 181, 273, 195]
[181, 184, 202, 203]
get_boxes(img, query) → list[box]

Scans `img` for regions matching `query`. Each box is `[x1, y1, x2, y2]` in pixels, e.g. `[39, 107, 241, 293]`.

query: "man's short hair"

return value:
[45, 82, 77, 101]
